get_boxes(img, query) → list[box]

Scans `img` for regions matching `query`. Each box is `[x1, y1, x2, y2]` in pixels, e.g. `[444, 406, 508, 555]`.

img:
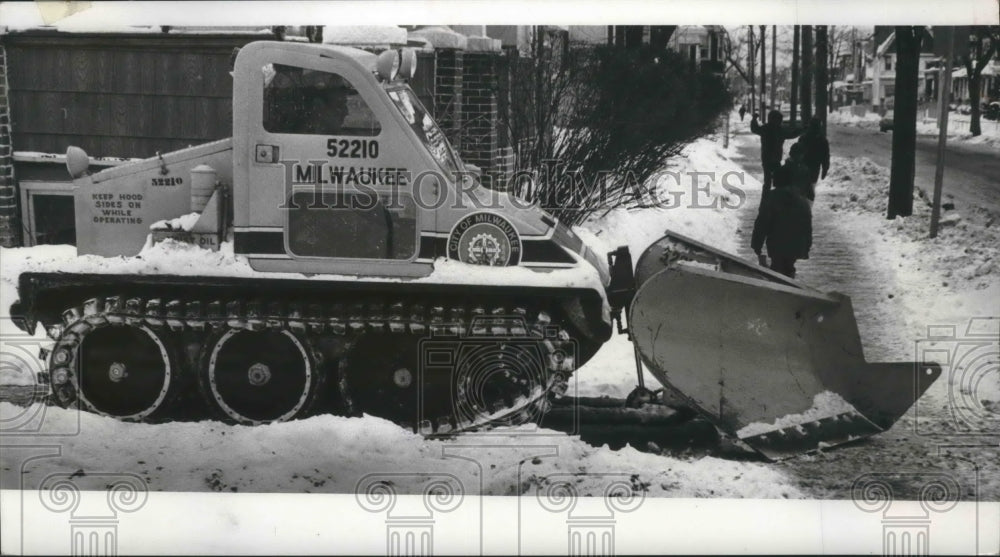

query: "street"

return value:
[736, 120, 1000, 217]
[828, 124, 1000, 217]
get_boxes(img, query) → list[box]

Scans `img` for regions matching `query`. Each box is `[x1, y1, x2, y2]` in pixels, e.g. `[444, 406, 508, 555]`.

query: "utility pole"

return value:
[801, 25, 813, 122]
[930, 27, 955, 238]
[749, 26, 756, 113]
[792, 25, 799, 124]
[816, 25, 828, 126]
[872, 28, 881, 113]
[760, 25, 767, 116]
[887, 26, 923, 219]
[771, 25, 777, 110]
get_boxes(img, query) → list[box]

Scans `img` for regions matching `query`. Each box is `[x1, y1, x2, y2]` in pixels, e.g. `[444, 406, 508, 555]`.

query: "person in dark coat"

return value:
[796, 116, 831, 192]
[751, 155, 813, 279]
[739, 103, 747, 121]
[775, 143, 814, 206]
[750, 110, 804, 197]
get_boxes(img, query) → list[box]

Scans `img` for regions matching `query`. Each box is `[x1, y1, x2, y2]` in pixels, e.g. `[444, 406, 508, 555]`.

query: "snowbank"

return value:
[825, 156, 1000, 286]
[828, 109, 882, 129]
[0, 402, 804, 498]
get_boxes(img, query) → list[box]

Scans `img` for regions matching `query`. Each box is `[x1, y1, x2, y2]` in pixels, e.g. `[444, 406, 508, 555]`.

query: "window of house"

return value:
[700, 47, 708, 60]
[688, 44, 697, 62]
[885, 56, 892, 71]
[262, 64, 381, 136]
[20, 181, 76, 246]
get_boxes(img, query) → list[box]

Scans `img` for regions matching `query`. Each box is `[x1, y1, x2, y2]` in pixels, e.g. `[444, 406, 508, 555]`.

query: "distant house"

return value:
[867, 27, 938, 110]
[667, 25, 726, 73]
[566, 25, 726, 73]
[950, 60, 999, 105]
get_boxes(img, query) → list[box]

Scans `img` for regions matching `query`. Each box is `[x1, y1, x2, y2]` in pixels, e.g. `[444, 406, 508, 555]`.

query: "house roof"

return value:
[875, 27, 937, 57]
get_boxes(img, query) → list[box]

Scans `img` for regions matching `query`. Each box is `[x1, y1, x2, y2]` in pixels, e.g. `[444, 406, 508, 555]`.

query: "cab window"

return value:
[262, 63, 381, 136]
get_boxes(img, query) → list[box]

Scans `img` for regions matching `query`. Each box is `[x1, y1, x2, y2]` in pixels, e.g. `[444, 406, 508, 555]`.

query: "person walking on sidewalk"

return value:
[796, 116, 831, 197]
[751, 161, 813, 279]
[776, 143, 815, 207]
[739, 103, 747, 121]
[750, 110, 804, 197]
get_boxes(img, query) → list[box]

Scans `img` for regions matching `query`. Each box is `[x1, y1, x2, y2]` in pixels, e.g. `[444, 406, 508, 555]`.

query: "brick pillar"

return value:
[461, 36, 507, 190]
[410, 27, 468, 158]
[461, 47, 498, 188]
[433, 48, 464, 154]
[0, 42, 20, 247]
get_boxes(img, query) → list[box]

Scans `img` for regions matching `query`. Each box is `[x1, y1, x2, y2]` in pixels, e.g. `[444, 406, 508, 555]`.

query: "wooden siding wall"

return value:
[6, 34, 263, 159]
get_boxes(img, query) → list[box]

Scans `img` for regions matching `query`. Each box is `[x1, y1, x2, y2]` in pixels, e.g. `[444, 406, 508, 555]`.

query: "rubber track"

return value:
[47, 294, 578, 432]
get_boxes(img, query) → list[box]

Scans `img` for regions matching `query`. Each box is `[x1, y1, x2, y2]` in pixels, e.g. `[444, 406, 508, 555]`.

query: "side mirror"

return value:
[66, 146, 90, 179]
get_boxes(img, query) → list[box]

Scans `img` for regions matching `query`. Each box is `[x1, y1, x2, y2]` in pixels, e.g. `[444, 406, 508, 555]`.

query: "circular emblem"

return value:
[448, 213, 522, 266]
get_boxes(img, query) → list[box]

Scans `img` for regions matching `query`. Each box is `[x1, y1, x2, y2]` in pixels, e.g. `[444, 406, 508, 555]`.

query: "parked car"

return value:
[985, 101, 1000, 121]
[879, 111, 894, 132]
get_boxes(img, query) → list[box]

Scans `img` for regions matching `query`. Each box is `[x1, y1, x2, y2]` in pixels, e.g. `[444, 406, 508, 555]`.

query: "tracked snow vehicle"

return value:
[8, 41, 940, 459]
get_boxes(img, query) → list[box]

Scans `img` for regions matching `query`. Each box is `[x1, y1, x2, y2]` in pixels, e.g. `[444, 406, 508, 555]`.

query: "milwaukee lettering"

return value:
[287, 163, 409, 187]
[91, 192, 144, 225]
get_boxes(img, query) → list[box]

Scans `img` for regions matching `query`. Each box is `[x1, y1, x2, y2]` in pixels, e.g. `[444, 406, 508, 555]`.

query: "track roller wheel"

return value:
[50, 320, 180, 421]
[200, 329, 322, 424]
[341, 335, 423, 427]
[451, 340, 551, 428]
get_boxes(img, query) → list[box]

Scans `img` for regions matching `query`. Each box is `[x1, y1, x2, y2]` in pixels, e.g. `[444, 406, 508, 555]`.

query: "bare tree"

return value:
[888, 26, 923, 219]
[498, 40, 732, 226]
[722, 26, 762, 96]
[760, 25, 767, 115]
[791, 25, 799, 124]
[801, 25, 813, 122]
[962, 26, 1000, 136]
[816, 26, 828, 125]
[825, 26, 854, 111]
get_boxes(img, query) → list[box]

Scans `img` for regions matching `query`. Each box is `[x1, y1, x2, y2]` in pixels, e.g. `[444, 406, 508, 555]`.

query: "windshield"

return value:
[387, 86, 461, 175]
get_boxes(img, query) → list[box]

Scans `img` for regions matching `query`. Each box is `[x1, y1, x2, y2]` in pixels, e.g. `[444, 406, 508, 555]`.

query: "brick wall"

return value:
[0, 42, 19, 247]
[461, 51, 499, 188]
[433, 49, 463, 151]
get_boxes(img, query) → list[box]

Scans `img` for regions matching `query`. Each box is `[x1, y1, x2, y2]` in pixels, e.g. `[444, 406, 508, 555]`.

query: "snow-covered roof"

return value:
[875, 32, 894, 57]
[13, 151, 139, 167]
[321, 26, 407, 47]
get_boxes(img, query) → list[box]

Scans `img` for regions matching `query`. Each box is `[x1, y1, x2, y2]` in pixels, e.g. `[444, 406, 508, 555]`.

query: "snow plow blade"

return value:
[628, 232, 941, 460]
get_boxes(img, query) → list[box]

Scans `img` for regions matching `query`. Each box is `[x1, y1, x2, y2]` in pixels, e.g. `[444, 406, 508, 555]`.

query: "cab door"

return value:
[237, 47, 430, 277]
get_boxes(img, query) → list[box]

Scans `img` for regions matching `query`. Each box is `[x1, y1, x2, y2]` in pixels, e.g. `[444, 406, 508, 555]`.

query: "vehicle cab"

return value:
[232, 41, 606, 281]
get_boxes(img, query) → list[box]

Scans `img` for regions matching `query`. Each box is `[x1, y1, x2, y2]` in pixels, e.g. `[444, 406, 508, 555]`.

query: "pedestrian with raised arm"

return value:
[750, 109, 804, 198]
